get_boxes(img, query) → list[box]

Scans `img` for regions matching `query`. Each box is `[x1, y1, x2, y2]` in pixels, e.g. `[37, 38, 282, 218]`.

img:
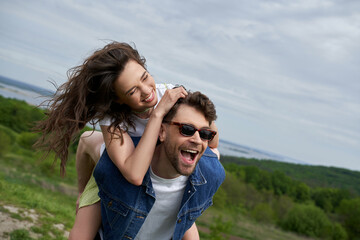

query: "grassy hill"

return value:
[0, 136, 315, 240]
[1, 95, 359, 240]
[221, 156, 360, 196]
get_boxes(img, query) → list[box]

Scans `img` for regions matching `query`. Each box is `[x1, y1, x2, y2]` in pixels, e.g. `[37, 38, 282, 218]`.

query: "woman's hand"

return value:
[152, 86, 188, 118]
[102, 86, 187, 186]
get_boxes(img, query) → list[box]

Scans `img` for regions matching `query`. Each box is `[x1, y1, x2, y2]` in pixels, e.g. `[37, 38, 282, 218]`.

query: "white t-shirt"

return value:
[135, 168, 188, 240]
[99, 83, 174, 136]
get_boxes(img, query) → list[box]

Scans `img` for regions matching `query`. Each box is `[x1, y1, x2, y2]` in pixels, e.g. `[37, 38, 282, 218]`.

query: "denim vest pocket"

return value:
[189, 198, 213, 220]
[100, 192, 131, 230]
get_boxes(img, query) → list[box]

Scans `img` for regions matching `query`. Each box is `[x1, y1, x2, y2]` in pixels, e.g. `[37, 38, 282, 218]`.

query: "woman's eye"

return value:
[142, 74, 148, 82]
[129, 88, 137, 96]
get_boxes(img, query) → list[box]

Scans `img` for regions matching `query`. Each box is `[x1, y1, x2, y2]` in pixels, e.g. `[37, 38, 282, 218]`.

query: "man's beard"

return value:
[163, 141, 198, 176]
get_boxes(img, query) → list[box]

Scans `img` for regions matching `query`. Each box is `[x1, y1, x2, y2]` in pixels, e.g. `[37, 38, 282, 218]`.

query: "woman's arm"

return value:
[208, 121, 219, 149]
[208, 121, 220, 159]
[102, 87, 187, 186]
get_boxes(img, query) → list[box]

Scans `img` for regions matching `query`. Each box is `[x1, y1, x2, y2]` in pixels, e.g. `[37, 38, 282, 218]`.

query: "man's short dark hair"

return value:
[163, 91, 217, 125]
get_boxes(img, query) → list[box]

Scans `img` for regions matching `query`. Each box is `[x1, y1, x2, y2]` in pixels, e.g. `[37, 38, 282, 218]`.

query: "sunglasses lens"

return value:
[180, 124, 196, 136]
[199, 130, 214, 140]
[174, 122, 215, 141]
[182, 125, 214, 140]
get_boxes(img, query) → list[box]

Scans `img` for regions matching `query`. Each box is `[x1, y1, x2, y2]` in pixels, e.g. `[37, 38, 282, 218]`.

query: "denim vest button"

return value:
[108, 201, 113, 207]
[177, 219, 182, 223]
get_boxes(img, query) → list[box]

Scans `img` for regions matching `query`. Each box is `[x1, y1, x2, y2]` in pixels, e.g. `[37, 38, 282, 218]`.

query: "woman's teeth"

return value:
[144, 92, 153, 102]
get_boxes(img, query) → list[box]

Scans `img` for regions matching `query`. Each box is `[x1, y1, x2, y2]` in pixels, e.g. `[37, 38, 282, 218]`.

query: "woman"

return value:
[35, 41, 218, 239]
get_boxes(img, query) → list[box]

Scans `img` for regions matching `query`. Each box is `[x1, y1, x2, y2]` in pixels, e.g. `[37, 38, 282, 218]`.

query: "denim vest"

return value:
[93, 137, 225, 240]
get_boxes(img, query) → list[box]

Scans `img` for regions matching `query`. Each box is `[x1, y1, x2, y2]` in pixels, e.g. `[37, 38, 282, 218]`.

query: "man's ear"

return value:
[159, 123, 166, 142]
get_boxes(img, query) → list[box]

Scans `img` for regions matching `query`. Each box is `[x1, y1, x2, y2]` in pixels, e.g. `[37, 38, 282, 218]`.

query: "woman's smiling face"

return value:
[113, 60, 157, 112]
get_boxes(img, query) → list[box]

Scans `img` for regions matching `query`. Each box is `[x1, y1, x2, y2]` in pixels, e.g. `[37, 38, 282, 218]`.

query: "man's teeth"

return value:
[182, 150, 198, 161]
[184, 150, 197, 154]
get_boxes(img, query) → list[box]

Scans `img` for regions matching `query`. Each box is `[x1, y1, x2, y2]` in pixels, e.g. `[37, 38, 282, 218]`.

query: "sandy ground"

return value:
[0, 204, 69, 240]
[0, 204, 243, 240]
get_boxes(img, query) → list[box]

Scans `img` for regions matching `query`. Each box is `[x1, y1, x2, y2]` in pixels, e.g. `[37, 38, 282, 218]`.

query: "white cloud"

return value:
[260, 0, 334, 12]
[278, 15, 360, 62]
[0, 0, 359, 170]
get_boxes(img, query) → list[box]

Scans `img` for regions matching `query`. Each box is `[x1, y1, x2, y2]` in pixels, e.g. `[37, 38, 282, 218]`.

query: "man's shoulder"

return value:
[198, 148, 225, 183]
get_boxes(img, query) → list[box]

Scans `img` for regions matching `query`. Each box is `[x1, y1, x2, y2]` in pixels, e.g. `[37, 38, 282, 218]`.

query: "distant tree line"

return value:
[222, 156, 360, 196]
[0, 95, 89, 176]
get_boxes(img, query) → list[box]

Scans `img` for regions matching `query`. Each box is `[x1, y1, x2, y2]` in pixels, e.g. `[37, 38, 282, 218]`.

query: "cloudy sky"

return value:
[0, 0, 359, 171]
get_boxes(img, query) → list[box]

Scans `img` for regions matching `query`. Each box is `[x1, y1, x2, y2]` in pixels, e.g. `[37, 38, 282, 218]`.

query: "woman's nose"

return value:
[139, 84, 152, 95]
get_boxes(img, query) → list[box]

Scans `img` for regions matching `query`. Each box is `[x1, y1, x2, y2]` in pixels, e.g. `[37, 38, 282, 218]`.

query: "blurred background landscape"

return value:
[1, 79, 359, 240]
[1, 0, 360, 239]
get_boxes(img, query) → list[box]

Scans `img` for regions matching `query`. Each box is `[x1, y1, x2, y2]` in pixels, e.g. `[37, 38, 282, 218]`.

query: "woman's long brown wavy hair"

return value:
[35, 41, 147, 176]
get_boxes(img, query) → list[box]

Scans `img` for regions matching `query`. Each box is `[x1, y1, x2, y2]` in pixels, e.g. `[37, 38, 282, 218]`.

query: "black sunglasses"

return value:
[163, 121, 217, 141]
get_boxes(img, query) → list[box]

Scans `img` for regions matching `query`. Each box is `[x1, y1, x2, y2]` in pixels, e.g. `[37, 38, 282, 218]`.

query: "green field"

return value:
[0, 151, 315, 240]
[1, 95, 359, 240]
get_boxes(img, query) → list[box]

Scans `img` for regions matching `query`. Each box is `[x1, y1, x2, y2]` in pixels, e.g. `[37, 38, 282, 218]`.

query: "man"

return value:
[94, 91, 225, 240]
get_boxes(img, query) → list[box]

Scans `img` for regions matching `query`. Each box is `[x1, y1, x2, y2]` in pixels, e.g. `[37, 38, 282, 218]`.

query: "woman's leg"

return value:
[68, 202, 102, 240]
[76, 131, 104, 193]
[69, 132, 103, 240]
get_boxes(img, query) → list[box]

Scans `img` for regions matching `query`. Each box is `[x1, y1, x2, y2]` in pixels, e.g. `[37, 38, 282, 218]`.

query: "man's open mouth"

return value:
[180, 149, 199, 164]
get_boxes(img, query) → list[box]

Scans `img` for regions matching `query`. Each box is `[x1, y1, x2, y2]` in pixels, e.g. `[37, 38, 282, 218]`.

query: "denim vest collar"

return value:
[141, 162, 207, 191]
[189, 163, 207, 185]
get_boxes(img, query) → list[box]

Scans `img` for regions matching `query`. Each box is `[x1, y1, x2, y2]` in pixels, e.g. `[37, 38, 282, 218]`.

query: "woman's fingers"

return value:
[168, 86, 188, 100]
[154, 86, 188, 117]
